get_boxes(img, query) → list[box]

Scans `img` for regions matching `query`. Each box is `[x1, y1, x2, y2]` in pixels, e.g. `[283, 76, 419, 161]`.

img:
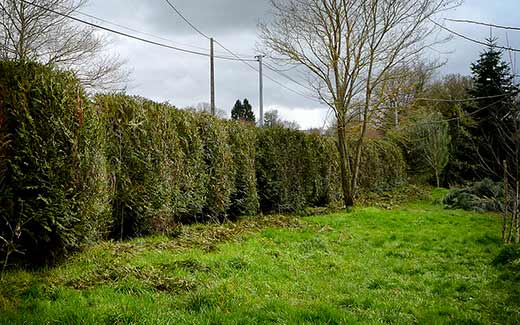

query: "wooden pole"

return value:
[210, 37, 215, 116]
[503, 160, 508, 243]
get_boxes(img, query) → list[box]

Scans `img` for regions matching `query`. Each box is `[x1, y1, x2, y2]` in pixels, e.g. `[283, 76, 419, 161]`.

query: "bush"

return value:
[0, 62, 110, 266]
[493, 244, 520, 272]
[442, 178, 503, 212]
[256, 128, 347, 213]
[256, 127, 312, 213]
[227, 121, 259, 217]
[0, 63, 409, 267]
[356, 139, 407, 193]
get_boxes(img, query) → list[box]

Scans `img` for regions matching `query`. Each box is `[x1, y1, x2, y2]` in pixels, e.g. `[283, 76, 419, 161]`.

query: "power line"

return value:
[20, 0, 252, 62]
[416, 92, 517, 103]
[428, 18, 520, 53]
[72, 9, 214, 54]
[445, 18, 520, 32]
[263, 61, 316, 93]
[163, 0, 211, 40]
[70, 7, 253, 58]
[160, 0, 317, 101]
[215, 39, 319, 101]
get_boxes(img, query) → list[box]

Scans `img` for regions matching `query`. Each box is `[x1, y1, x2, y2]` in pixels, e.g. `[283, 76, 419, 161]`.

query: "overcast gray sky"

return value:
[83, 0, 520, 129]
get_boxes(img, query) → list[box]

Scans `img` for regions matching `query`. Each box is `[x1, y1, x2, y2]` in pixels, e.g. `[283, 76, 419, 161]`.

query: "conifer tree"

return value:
[231, 100, 243, 121]
[242, 99, 256, 123]
[469, 38, 518, 178]
[231, 99, 255, 123]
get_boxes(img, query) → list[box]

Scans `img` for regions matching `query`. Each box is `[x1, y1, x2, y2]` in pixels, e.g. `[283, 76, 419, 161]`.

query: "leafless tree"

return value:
[264, 109, 300, 129]
[0, 0, 128, 91]
[260, 0, 459, 207]
[377, 60, 440, 129]
[185, 102, 227, 119]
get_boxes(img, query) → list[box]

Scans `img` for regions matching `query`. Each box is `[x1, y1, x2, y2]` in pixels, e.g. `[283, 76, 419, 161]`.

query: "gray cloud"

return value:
[84, 0, 520, 128]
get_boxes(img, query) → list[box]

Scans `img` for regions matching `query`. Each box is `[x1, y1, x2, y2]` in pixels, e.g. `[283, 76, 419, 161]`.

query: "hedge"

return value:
[0, 62, 110, 266]
[0, 63, 406, 267]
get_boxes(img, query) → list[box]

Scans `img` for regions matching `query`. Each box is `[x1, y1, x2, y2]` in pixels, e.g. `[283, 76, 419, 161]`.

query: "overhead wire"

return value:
[215, 39, 319, 101]
[415, 92, 518, 103]
[428, 17, 520, 53]
[160, 0, 320, 101]
[445, 19, 520, 32]
[20, 0, 254, 62]
[163, 0, 211, 40]
[71, 9, 215, 54]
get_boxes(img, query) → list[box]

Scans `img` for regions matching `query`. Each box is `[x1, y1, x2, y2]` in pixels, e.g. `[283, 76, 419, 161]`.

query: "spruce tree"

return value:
[242, 99, 256, 123]
[231, 99, 243, 121]
[469, 38, 518, 178]
[231, 98, 255, 123]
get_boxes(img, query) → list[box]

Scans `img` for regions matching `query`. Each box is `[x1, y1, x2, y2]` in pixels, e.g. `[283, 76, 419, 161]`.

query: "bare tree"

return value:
[377, 60, 440, 129]
[264, 109, 300, 129]
[185, 102, 227, 119]
[0, 0, 128, 90]
[260, 0, 459, 207]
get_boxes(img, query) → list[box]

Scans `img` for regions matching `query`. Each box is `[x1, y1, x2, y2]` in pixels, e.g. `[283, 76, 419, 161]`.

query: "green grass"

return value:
[1, 198, 519, 324]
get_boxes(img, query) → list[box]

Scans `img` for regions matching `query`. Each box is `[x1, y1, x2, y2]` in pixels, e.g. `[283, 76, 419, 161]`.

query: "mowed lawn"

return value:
[1, 199, 519, 324]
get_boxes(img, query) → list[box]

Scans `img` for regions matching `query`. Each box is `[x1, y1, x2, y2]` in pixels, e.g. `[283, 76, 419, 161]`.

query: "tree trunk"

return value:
[435, 170, 440, 188]
[503, 160, 508, 243]
[337, 121, 354, 208]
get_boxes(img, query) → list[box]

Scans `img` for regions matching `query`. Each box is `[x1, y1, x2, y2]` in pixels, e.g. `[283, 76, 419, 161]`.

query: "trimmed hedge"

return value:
[0, 62, 110, 266]
[256, 128, 343, 213]
[0, 63, 407, 267]
[356, 139, 407, 193]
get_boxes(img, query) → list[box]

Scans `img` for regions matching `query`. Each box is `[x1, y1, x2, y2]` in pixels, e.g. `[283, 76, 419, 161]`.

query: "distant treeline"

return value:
[0, 62, 405, 266]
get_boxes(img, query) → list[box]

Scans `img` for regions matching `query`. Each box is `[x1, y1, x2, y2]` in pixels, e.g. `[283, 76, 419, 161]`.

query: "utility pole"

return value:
[210, 37, 215, 116]
[255, 54, 265, 126]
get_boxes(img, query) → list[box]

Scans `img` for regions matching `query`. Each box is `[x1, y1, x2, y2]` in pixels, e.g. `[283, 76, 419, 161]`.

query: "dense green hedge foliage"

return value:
[256, 128, 343, 213]
[0, 63, 407, 266]
[0, 62, 110, 266]
[356, 139, 407, 192]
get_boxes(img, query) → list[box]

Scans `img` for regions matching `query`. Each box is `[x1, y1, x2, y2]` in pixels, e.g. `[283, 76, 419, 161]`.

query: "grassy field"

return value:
[1, 194, 519, 324]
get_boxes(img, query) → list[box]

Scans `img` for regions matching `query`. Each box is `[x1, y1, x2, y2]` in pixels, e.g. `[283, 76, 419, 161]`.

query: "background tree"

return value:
[231, 100, 243, 120]
[468, 38, 518, 179]
[0, 0, 128, 90]
[409, 112, 451, 187]
[264, 109, 300, 129]
[378, 61, 439, 130]
[231, 98, 255, 123]
[420, 74, 477, 184]
[186, 102, 227, 118]
[260, 0, 458, 207]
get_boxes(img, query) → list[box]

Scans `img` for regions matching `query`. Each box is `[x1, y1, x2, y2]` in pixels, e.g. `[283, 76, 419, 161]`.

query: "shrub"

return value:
[95, 95, 194, 237]
[442, 178, 503, 212]
[302, 134, 342, 207]
[197, 114, 234, 220]
[227, 121, 259, 217]
[493, 244, 520, 271]
[0, 63, 410, 267]
[0, 62, 110, 266]
[256, 128, 347, 213]
[256, 127, 309, 213]
[356, 139, 407, 193]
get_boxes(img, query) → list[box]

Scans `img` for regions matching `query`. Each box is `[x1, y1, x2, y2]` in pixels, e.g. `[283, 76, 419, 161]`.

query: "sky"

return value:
[83, 0, 520, 129]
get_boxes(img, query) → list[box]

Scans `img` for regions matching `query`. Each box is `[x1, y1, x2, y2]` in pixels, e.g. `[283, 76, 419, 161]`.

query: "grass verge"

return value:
[0, 198, 518, 324]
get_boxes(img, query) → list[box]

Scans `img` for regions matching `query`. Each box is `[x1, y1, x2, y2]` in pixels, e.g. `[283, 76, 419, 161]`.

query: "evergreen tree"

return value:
[231, 100, 243, 120]
[231, 98, 255, 123]
[242, 99, 256, 122]
[468, 38, 518, 178]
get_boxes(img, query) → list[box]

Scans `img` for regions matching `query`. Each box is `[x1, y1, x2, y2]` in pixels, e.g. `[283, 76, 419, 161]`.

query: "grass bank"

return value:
[0, 197, 518, 324]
